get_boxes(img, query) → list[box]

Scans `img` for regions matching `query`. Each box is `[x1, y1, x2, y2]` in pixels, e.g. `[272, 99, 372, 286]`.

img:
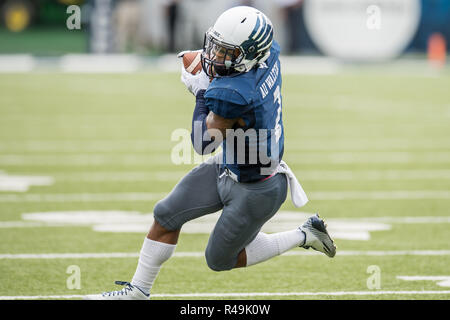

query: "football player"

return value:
[89, 6, 336, 300]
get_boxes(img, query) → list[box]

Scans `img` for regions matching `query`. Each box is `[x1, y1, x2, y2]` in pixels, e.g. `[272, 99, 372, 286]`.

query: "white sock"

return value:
[245, 230, 305, 267]
[131, 238, 176, 295]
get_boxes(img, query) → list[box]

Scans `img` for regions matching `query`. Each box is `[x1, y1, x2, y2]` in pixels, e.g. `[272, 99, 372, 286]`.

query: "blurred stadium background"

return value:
[0, 0, 449, 65]
[0, 0, 449, 300]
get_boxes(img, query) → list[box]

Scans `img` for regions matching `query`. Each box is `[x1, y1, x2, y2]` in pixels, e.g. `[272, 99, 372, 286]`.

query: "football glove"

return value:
[180, 65, 211, 97]
[178, 50, 210, 96]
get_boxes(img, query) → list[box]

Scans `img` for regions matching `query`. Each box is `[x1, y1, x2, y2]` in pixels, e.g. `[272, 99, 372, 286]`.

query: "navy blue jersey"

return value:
[204, 41, 284, 182]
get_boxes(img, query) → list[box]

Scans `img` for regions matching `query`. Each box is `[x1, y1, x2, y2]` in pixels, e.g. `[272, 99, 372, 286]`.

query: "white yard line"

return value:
[396, 276, 450, 288]
[296, 170, 450, 180]
[0, 290, 449, 300]
[50, 169, 450, 182]
[2, 215, 449, 229]
[0, 154, 172, 166]
[0, 55, 35, 72]
[309, 190, 450, 200]
[1, 250, 449, 260]
[0, 221, 47, 228]
[1, 190, 449, 202]
[0, 140, 171, 152]
[2, 213, 447, 241]
[356, 216, 450, 224]
[0, 252, 140, 259]
[397, 276, 450, 281]
[285, 152, 450, 164]
[319, 250, 450, 256]
[5, 168, 450, 183]
[0, 192, 167, 202]
[1, 152, 450, 166]
[0, 169, 448, 186]
[1, 139, 449, 152]
[56, 171, 187, 182]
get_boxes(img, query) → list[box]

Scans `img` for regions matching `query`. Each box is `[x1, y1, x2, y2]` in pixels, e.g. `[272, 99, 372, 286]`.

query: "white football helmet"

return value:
[201, 6, 274, 78]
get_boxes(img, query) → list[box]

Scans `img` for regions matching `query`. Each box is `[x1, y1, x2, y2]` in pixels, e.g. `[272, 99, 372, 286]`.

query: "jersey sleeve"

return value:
[204, 88, 253, 119]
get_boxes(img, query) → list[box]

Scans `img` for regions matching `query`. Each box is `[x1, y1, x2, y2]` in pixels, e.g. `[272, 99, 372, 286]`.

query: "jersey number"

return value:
[273, 85, 282, 142]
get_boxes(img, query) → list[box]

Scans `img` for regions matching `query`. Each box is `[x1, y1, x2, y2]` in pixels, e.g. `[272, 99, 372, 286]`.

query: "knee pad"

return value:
[204, 244, 235, 272]
[153, 200, 178, 230]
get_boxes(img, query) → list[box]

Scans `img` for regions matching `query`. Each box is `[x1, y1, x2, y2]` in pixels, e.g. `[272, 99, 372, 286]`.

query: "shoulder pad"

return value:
[205, 75, 255, 105]
[204, 87, 248, 105]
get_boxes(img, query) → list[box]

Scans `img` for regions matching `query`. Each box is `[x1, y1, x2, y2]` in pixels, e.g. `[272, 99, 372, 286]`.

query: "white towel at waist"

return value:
[211, 152, 308, 207]
[276, 160, 309, 208]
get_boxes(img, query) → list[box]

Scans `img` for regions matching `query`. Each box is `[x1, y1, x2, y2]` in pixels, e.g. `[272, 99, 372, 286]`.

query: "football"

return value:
[182, 51, 203, 75]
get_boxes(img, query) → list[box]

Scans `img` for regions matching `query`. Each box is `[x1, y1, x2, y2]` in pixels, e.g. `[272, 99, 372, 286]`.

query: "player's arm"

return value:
[190, 90, 245, 155]
[205, 111, 240, 141]
[190, 90, 221, 155]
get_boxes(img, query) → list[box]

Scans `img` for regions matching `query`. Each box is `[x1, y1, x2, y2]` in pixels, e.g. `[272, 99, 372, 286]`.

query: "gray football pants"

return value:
[153, 155, 288, 271]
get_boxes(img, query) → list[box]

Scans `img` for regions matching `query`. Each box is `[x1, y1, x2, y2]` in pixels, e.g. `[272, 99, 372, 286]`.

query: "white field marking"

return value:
[284, 151, 450, 164]
[0, 140, 172, 152]
[1, 139, 449, 152]
[1, 250, 450, 260]
[0, 193, 167, 203]
[280, 55, 340, 75]
[324, 250, 450, 256]
[0, 118, 172, 131]
[296, 169, 450, 181]
[4, 211, 447, 242]
[13, 210, 450, 226]
[0, 252, 140, 259]
[55, 171, 188, 182]
[353, 216, 450, 224]
[89, 216, 450, 235]
[18, 210, 390, 240]
[0, 221, 47, 228]
[397, 276, 450, 287]
[284, 139, 450, 151]
[0, 154, 172, 166]
[49, 169, 450, 182]
[0, 54, 35, 72]
[1, 190, 450, 203]
[6, 210, 448, 240]
[1, 290, 450, 300]
[2, 151, 450, 167]
[20, 211, 153, 225]
[0, 221, 376, 241]
[309, 190, 450, 200]
[1, 169, 449, 191]
[0, 169, 448, 188]
[60, 54, 142, 73]
[0, 173, 54, 192]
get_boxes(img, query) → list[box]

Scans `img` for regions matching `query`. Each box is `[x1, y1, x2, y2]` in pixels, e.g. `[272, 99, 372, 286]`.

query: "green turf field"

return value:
[0, 70, 449, 300]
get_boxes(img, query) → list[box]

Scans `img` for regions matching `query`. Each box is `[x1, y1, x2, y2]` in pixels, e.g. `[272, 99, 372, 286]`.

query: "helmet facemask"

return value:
[201, 30, 245, 78]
